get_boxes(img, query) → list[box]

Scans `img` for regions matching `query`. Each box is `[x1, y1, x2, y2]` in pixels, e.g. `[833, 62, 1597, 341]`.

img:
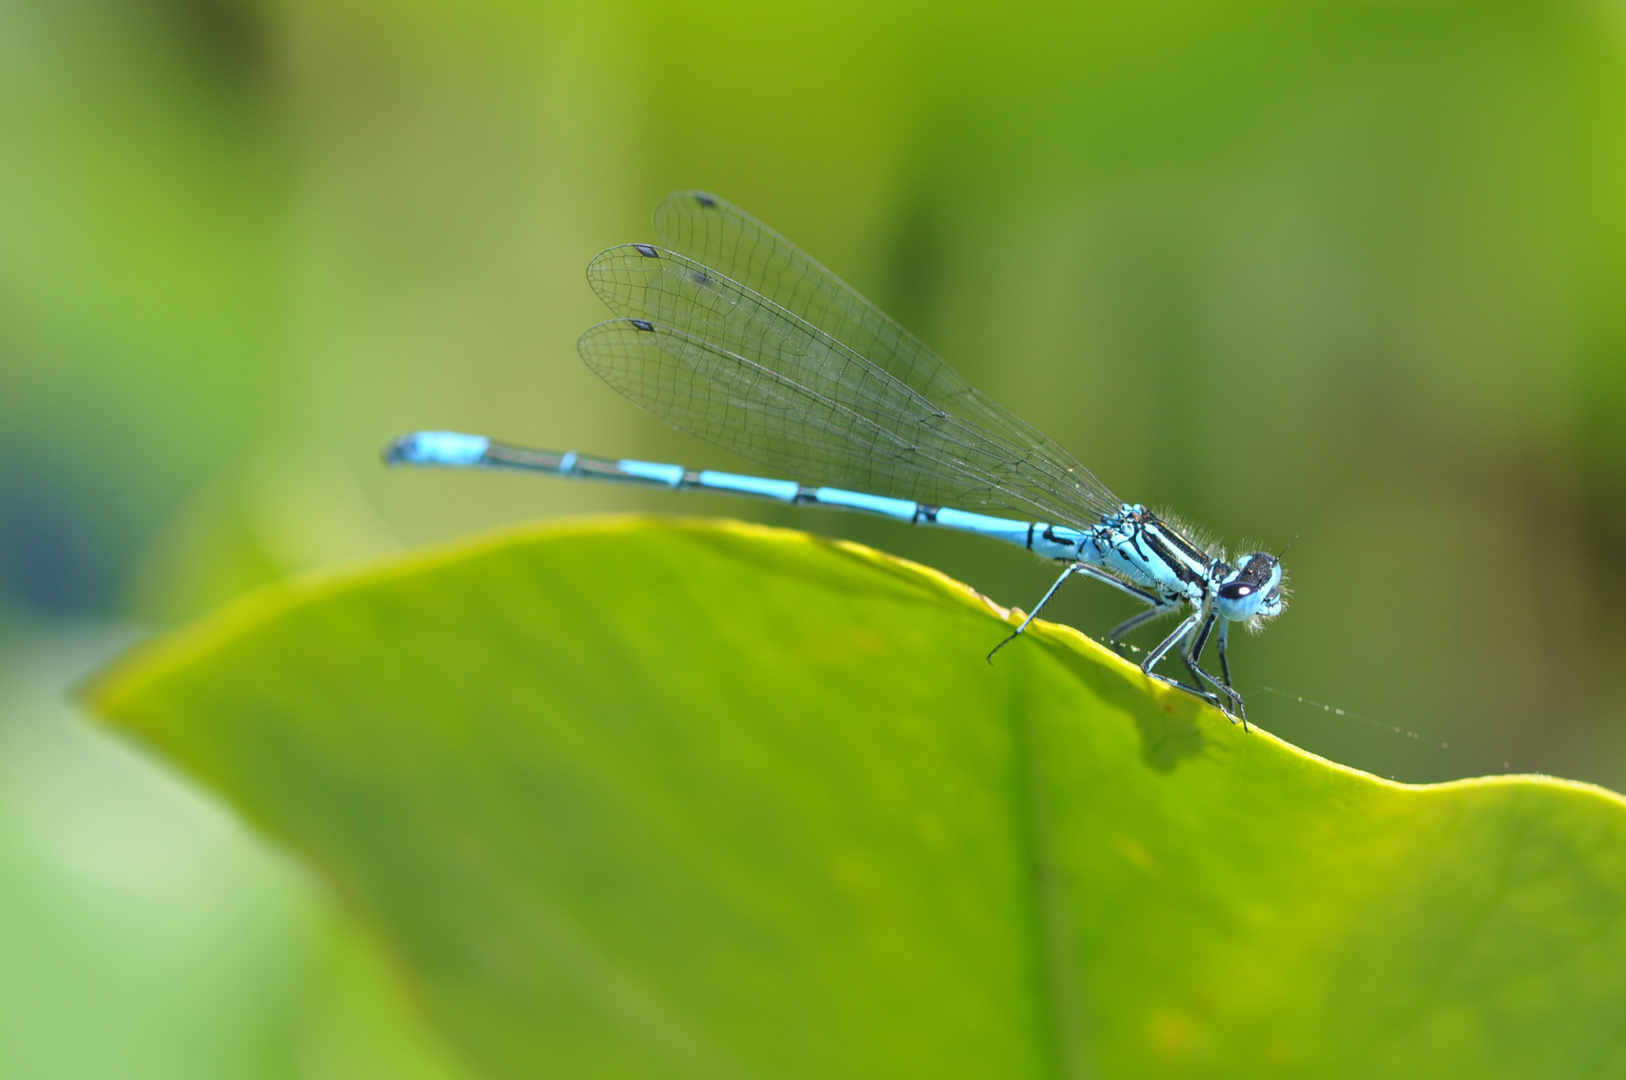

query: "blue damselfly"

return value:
[387, 191, 1287, 726]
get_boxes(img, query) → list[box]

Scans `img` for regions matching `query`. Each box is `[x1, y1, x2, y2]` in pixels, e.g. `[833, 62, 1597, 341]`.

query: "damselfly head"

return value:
[1214, 552, 1285, 626]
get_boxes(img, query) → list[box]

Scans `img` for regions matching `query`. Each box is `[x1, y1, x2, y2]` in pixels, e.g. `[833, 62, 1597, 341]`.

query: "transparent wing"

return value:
[575, 194, 1122, 526]
[580, 318, 988, 506]
[653, 191, 968, 404]
[652, 191, 1122, 513]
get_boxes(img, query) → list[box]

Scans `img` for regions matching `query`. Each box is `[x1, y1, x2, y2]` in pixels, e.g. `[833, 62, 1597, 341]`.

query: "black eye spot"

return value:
[1218, 582, 1255, 601]
[630, 319, 655, 332]
[634, 244, 659, 258]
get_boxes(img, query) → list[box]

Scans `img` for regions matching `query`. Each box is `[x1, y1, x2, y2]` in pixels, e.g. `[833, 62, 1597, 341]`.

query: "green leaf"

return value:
[85, 517, 1626, 1079]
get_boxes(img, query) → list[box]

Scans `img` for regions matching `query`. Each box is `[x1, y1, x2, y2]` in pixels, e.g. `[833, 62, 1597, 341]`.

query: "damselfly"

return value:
[386, 191, 1287, 726]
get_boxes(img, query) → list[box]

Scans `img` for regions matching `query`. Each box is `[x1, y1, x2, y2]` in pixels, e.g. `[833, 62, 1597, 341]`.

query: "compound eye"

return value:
[1217, 581, 1256, 601]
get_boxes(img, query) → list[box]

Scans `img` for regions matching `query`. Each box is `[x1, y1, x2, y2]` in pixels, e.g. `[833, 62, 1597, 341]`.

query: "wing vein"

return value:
[576, 192, 1122, 528]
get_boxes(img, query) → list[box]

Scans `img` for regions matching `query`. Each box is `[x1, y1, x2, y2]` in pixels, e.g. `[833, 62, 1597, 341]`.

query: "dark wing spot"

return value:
[634, 244, 659, 258]
[694, 193, 717, 208]
[690, 269, 712, 286]
[630, 319, 655, 332]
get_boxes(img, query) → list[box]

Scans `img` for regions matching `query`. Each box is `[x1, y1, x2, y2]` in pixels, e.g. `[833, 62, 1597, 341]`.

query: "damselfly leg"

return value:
[1142, 611, 1208, 695]
[1183, 610, 1248, 729]
[987, 562, 1165, 662]
[1131, 609, 1249, 727]
[996, 563, 1247, 725]
[1108, 603, 1178, 643]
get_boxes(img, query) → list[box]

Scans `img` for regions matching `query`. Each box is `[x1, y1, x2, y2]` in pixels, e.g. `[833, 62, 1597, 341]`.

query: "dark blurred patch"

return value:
[878, 191, 947, 340]
[0, 470, 117, 614]
[165, 0, 273, 95]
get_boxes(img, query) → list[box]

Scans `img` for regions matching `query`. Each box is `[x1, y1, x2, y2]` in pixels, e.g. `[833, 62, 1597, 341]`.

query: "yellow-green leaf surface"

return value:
[87, 518, 1626, 1079]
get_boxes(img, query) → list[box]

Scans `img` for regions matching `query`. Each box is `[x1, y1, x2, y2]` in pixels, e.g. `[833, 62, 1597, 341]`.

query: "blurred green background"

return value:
[4, 0, 1626, 1074]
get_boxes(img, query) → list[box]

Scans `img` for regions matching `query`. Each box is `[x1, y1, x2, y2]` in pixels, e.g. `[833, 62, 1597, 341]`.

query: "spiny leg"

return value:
[1204, 619, 1248, 731]
[1108, 602, 1178, 645]
[1182, 611, 1247, 728]
[1074, 562, 1165, 607]
[1194, 615, 1246, 723]
[988, 563, 1080, 662]
[1140, 611, 1219, 705]
[1190, 665, 1248, 730]
[1179, 610, 1217, 702]
[988, 562, 1163, 662]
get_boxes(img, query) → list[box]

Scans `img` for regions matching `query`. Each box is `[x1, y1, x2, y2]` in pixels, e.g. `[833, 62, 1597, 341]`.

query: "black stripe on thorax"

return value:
[1145, 515, 1210, 565]
[1140, 529, 1205, 586]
